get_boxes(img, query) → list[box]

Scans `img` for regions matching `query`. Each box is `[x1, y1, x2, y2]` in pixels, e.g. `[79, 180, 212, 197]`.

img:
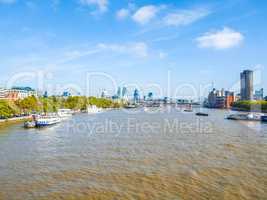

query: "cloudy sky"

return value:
[0, 0, 266, 98]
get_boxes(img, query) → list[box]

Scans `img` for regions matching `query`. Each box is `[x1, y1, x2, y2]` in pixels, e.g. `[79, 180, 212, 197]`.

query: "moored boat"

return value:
[124, 104, 138, 109]
[261, 116, 267, 122]
[184, 109, 193, 112]
[196, 112, 209, 116]
[24, 121, 36, 128]
[35, 115, 61, 127]
[57, 109, 73, 120]
[87, 105, 102, 114]
[227, 113, 263, 121]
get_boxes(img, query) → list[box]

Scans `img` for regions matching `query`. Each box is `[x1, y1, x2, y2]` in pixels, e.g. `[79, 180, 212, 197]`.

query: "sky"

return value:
[0, 0, 266, 98]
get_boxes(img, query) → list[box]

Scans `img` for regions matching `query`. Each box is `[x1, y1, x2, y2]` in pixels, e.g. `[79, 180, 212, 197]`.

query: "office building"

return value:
[240, 70, 253, 100]
[254, 88, 264, 100]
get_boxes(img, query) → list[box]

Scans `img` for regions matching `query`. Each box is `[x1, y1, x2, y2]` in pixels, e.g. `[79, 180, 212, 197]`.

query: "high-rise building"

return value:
[122, 87, 127, 98]
[240, 70, 253, 100]
[133, 89, 139, 103]
[117, 87, 121, 98]
[254, 88, 264, 100]
[101, 90, 108, 98]
[147, 92, 153, 100]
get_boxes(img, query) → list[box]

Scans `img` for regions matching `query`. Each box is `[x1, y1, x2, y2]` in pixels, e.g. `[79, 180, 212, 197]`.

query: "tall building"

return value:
[254, 88, 264, 100]
[133, 89, 139, 103]
[122, 87, 127, 97]
[147, 92, 153, 100]
[240, 70, 253, 100]
[117, 87, 121, 98]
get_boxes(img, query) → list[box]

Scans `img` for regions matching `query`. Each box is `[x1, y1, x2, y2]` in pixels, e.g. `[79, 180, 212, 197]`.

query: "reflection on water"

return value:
[0, 108, 266, 200]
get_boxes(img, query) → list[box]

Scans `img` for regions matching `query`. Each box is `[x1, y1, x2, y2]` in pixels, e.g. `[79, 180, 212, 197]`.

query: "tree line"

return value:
[232, 100, 267, 112]
[0, 96, 122, 119]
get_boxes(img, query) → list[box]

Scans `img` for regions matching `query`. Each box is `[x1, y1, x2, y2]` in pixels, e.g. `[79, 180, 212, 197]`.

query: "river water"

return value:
[0, 107, 266, 200]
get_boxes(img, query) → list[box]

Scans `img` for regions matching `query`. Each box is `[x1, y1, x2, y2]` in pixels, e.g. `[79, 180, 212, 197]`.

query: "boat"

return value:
[24, 121, 36, 128]
[87, 105, 102, 114]
[183, 104, 193, 112]
[184, 109, 193, 112]
[35, 115, 61, 127]
[57, 109, 73, 119]
[196, 112, 209, 116]
[124, 104, 138, 109]
[227, 113, 263, 121]
[261, 116, 267, 122]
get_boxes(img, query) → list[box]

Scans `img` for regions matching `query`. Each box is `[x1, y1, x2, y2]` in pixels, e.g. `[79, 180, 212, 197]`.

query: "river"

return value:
[0, 107, 266, 200]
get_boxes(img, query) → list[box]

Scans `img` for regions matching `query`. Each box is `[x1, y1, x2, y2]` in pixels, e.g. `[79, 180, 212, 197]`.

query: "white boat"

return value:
[227, 113, 264, 121]
[24, 121, 36, 128]
[87, 105, 102, 114]
[35, 115, 61, 127]
[57, 109, 73, 119]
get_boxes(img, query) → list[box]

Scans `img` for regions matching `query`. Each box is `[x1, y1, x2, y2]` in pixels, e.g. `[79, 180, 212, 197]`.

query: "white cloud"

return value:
[163, 8, 210, 26]
[196, 27, 244, 49]
[116, 8, 130, 20]
[79, 0, 108, 13]
[132, 5, 159, 25]
[0, 0, 16, 4]
[97, 42, 148, 57]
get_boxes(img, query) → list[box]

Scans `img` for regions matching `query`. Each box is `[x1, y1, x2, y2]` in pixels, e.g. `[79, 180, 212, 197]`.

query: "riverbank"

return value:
[232, 100, 267, 113]
[231, 107, 267, 113]
[0, 116, 31, 124]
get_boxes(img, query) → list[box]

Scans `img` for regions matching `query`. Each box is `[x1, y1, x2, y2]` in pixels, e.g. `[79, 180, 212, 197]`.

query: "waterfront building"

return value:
[10, 87, 37, 99]
[0, 88, 7, 99]
[0, 87, 37, 100]
[254, 88, 264, 100]
[206, 88, 235, 109]
[240, 70, 253, 100]
[225, 91, 235, 108]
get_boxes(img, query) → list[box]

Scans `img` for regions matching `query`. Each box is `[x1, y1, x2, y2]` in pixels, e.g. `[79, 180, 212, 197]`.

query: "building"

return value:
[147, 92, 153, 101]
[133, 89, 140, 103]
[0, 88, 7, 99]
[240, 70, 253, 100]
[117, 87, 121, 99]
[225, 91, 235, 108]
[206, 88, 235, 109]
[0, 87, 37, 100]
[254, 88, 264, 100]
[122, 87, 127, 98]
[43, 91, 48, 98]
[101, 90, 108, 98]
[62, 91, 71, 98]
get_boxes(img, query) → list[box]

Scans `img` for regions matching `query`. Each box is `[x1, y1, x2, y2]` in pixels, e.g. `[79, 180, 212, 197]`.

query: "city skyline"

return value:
[0, 0, 266, 97]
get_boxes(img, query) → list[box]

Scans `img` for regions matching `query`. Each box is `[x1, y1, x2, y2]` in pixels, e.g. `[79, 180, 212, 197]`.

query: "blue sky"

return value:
[0, 0, 266, 98]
